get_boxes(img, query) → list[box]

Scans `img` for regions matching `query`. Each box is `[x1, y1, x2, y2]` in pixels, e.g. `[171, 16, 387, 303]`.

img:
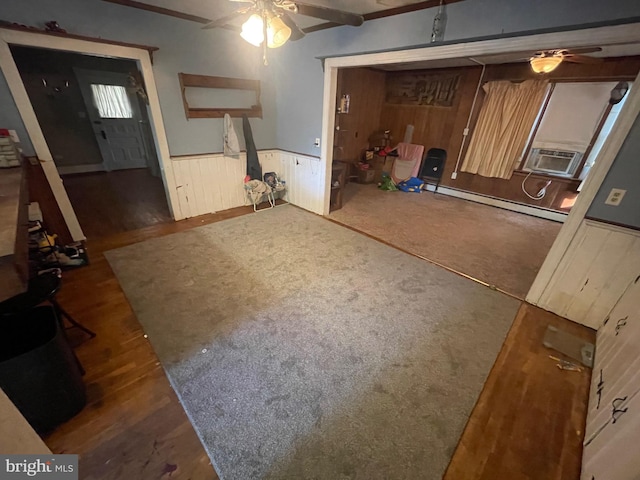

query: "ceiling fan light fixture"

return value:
[240, 13, 265, 47]
[530, 54, 563, 74]
[267, 15, 291, 48]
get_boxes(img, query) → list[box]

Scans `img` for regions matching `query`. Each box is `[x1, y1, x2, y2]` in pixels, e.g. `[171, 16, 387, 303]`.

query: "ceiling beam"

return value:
[102, 0, 466, 35]
[102, 0, 242, 31]
[102, 0, 212, 24]
[303, 0, 466, 34]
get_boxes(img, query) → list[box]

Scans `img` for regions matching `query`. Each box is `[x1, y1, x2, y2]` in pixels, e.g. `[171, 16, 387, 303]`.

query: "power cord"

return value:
[521, 171, 551, 201]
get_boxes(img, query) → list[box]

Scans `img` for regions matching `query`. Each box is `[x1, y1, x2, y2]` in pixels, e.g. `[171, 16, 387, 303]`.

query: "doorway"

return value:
[10, 45, 171, 238]
[320, 23, 640, 305]
[326, 56, 636, 298]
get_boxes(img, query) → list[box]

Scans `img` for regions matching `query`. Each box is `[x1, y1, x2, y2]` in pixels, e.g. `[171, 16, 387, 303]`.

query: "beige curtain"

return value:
[461, 79, 549, 179]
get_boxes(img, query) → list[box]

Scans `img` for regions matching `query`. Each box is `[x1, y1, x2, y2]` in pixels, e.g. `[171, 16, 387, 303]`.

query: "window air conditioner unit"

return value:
[525, 148, 582, 176]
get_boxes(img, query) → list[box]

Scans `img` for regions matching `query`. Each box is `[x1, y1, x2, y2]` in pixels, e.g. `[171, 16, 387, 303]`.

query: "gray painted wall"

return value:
[0, 0, 277, 156]
[269, 0, 640, 156]
[587, 112, 640, 229]
[2, 0, 640, 159]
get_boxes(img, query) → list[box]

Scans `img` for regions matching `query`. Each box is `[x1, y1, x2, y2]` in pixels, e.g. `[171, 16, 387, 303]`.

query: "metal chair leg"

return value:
[51, 299, 96, 339]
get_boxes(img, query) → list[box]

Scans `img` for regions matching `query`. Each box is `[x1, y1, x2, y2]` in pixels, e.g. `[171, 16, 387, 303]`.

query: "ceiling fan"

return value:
[203, 0, 363, 53]
[529, 47, 603, 73]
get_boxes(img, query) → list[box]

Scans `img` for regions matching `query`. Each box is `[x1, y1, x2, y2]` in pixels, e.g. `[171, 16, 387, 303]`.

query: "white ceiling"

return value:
[130, 0, 430, 28]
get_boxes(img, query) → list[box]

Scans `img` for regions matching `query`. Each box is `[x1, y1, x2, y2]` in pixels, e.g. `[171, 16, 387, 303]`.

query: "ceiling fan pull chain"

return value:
[262, 7, 269, 65]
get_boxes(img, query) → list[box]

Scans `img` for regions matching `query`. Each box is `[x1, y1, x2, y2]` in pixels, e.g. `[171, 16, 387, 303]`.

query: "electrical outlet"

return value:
[605, 188, 626, 206]
[314, 138, 320, 147]
[451, 172, 457, 179]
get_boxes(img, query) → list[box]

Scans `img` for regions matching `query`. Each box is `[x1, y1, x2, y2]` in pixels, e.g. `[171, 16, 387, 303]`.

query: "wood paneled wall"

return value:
[347, 56, 640, 212]
[380, 66, 481, 162]
[334, 68, 386, 163]
[375, 66, 581, 210]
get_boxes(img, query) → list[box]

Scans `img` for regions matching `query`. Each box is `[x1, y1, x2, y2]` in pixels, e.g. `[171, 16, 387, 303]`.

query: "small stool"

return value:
[0, 269, 96, 339]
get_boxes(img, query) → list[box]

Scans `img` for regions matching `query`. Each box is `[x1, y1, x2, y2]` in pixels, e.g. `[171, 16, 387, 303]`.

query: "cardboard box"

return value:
[371, 154, 395, 183]
[357, 168, 376, 184]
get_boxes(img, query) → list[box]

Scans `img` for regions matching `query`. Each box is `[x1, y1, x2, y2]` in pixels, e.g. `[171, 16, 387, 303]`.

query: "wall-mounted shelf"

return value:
[178, 73, 262, 119]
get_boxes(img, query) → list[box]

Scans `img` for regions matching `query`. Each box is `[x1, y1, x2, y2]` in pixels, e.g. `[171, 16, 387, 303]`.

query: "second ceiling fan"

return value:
[529, 47, 603, 73]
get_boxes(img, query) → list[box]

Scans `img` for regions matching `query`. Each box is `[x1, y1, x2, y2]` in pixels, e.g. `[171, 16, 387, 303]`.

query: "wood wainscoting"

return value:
[169, 150, 325, 219]
[535, 219, 640, 329]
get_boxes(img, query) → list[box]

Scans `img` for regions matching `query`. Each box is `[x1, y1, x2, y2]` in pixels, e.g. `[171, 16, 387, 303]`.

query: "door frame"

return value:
[0, 28, 181, 241]
[320, 21, 640, 305]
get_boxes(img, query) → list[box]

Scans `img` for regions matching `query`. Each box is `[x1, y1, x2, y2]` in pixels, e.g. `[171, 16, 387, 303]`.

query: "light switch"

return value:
[605, 188, 626, 206]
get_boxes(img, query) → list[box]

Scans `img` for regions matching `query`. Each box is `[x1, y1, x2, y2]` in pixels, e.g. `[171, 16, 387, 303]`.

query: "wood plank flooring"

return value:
[42, 209, 260, 480]
[444, 304, 594, 480]
[61, 169, 173, 239]
[40, 203, 594, 479]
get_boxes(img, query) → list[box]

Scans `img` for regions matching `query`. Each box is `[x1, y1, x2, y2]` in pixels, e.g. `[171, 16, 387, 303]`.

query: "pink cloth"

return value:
[391, 143, 424, 183]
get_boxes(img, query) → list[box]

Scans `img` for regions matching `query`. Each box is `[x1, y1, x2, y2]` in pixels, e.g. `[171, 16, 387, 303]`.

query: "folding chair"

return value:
[419, 148, 447, 193]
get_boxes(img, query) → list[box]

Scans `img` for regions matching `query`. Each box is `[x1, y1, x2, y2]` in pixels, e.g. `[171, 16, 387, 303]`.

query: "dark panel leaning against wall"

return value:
[587, 111, 640, 230]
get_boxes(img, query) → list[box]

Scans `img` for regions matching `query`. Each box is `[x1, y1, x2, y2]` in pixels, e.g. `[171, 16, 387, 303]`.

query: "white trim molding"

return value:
[427, 185, 568, 223]
[0, 27, 181, 241]
[320, 22, 640, 303]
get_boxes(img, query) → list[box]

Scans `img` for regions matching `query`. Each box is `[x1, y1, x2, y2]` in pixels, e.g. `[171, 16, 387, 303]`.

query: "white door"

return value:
[75, 68, 148, 171]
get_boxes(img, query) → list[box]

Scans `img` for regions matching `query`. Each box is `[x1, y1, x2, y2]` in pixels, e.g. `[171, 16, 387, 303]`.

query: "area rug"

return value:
[329, 183, 562, 299]
[105, 205, 520, 480]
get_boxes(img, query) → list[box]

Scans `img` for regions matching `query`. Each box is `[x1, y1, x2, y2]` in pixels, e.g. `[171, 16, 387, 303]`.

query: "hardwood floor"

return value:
[61, 169, 173, 239]
[42, 209, 260, 480]
[444, 304, 594, 480]
[41, 206, 594, 480]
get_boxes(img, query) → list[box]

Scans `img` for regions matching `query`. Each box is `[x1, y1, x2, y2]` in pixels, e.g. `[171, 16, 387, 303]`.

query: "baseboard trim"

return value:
[57, 164, 105, 175]
[424, 185, 568, 223]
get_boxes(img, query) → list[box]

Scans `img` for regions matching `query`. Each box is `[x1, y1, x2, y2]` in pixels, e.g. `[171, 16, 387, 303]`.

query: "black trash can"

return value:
[0, 305, 86, 433]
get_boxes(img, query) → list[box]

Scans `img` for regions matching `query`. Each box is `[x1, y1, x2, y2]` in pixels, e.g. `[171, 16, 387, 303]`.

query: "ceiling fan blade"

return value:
[294, 2, 364, 26]
[564, 54, 603, 64]
[280, 12, 306, 41]
[563, 47, 603, 55]
[202, 10, 244, 29]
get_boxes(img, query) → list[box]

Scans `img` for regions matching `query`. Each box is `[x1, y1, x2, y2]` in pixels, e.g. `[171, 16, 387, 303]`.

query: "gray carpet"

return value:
[105, 205, 520, 480]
